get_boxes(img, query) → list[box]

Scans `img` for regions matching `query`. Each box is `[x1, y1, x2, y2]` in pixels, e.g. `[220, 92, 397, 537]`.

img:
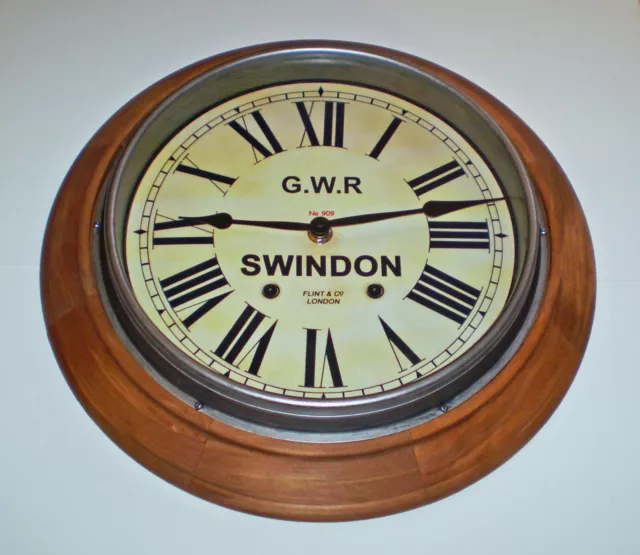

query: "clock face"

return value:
[124, 82, 516, 400]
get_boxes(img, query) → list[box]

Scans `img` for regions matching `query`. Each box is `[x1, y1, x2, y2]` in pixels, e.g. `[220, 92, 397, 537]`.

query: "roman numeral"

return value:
[228, 111, 284, 160]
[407, 264, 481, 325]
[159, 257, 230, 328]
[214, 306, 277, 376]
[304, 329, 344, 388]
[295, 101, 345, 147]
[175, 163, 236, 195]
[406, 160, 466, 197]
[379, 317, 421, 371]
[429, 221, 490, 250]
[153, 216, 213, 246]
[367, 117, 403, 159]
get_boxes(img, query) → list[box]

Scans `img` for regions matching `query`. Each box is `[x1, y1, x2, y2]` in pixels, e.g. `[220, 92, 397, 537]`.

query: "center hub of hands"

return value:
[309, 216, 333, 244]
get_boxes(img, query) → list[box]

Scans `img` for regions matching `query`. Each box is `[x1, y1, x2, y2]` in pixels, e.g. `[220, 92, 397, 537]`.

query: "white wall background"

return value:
[2, 0, 639, 553]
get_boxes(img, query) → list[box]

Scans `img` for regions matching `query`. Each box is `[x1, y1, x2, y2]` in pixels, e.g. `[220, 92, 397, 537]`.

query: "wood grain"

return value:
[41, 41, 596, 521]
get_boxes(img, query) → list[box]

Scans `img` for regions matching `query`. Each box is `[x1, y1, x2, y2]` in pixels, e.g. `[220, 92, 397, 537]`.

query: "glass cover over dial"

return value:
[123, 81, 516, 404]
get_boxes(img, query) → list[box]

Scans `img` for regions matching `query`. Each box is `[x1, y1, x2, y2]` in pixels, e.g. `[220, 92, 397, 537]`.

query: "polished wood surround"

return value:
[41, 41, 596, 521]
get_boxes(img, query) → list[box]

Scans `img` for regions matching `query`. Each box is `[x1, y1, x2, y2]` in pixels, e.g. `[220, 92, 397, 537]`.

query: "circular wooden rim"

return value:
[41, 41, 595, 521]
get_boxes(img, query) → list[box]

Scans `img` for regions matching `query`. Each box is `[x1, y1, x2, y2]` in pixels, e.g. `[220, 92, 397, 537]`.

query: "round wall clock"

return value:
[42, 41, 595, 521]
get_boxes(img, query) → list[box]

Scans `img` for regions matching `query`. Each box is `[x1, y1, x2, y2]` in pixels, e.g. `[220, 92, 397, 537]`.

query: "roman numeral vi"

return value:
[304, 329, 344, 388]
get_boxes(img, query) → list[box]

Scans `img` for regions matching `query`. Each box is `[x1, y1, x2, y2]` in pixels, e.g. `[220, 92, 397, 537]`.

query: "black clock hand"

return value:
[325, 198, 506, 227]
[178, 213, 311, 231]
[423, 198, 506, 218]
[179, 197, 506, 231]
[329, 207, 423, 227]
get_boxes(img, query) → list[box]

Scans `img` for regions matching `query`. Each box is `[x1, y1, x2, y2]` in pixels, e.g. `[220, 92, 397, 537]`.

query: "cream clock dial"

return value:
[125, 82, 515, 401]
[98, 44, 544, 437]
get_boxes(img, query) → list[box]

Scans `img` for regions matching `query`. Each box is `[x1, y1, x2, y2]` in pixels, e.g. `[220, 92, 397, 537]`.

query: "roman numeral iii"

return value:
[229, 111, 284, 160]
[304, 329, 344, 388]
[159, 257, 230, 328]
[214, 305, 277, 376]
[407, 264, 481, 325]
[295, 101, 346, 148]
[428, 221, 490, 250]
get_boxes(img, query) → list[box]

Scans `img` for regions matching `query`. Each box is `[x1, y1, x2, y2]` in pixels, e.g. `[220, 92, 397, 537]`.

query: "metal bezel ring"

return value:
[99, 43, 544, 439]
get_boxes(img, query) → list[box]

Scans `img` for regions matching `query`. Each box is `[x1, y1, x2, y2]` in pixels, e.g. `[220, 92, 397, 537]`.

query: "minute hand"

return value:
[328, 197, 505, 227]
[423, 198, 506, 218]
[330, 207, 424, 227]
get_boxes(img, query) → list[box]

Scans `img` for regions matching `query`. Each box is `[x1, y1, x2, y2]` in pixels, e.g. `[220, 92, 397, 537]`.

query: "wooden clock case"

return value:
[41, 41, 595, 521]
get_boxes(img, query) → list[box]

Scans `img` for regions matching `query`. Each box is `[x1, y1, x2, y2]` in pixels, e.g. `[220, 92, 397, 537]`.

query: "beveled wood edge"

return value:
[41, 41, 596, 521]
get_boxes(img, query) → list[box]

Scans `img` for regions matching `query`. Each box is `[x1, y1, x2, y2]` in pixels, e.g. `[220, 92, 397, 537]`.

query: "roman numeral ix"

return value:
[407, 263, 481, 325]
[153, 215, 213, 246]
[295, 101, 345, 148]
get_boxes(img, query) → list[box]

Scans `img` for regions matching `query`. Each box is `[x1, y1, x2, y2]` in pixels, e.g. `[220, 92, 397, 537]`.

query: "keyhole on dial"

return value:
[367, 284, 384, 299]
[262, 284, 280, 299]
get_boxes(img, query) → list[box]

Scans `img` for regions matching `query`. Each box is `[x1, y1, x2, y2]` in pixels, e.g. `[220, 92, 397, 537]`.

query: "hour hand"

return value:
[178, 213, 310, 231]
[423, 198, 505, 218]
[178, 213, 233, 229]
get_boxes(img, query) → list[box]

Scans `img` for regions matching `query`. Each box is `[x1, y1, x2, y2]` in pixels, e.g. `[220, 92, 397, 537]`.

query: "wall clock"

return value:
[41, 41, 595, 521]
